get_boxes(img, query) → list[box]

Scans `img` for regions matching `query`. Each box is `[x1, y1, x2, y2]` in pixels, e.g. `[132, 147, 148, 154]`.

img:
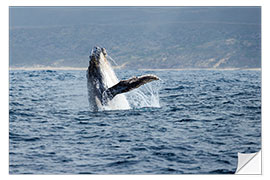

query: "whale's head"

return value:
[89, 46, 108, 67]
[88, 46, 117, 88]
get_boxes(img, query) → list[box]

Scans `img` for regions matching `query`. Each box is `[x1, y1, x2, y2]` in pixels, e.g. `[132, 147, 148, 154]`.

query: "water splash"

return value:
[126, 80, 161, 109]
[107, 55, 119, 66]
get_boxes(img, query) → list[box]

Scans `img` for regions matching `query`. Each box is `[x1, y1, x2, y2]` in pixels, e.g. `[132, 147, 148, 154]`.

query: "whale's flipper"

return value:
[103, 74, 159, 101]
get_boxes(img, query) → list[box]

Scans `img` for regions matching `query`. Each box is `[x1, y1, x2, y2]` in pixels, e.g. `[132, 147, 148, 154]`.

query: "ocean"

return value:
[9, 69, 261, 174]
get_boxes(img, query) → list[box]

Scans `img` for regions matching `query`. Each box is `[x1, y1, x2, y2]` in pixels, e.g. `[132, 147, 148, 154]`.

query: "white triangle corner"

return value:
[235, 150, 261, 174]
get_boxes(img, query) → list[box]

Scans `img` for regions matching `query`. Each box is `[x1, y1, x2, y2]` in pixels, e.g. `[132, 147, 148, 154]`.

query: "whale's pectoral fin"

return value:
[104, 74, 159, 101]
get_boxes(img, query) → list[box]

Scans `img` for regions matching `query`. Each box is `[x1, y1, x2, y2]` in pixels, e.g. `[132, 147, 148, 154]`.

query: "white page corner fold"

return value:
[235, 150, 261, 174]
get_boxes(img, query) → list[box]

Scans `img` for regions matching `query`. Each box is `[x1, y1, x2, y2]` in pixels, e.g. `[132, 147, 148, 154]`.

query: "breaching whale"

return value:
[86, 46, 159, 111]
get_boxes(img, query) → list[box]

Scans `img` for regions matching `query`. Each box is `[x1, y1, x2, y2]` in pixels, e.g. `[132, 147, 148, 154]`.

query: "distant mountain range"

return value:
[9, 7, 261, 69]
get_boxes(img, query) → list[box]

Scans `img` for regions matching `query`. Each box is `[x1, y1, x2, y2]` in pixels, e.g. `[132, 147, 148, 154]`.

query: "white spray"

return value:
[126, 80, 161, 109]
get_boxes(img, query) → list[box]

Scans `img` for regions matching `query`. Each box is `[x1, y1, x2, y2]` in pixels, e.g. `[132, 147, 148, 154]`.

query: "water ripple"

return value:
[9, 70, 261, 174]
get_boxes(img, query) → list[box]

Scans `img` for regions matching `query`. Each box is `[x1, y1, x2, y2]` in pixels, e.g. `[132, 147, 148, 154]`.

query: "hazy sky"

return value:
[9, 7, 261, 28]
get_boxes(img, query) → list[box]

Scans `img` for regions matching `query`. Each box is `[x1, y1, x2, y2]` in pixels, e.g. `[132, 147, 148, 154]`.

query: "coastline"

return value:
[9, 67, 261, 71]
[139, 68, 261, 71]
[9, 67, 87, 71]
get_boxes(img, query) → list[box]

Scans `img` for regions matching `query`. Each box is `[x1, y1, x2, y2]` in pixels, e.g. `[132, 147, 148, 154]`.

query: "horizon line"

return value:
[9, 66, 261, 71]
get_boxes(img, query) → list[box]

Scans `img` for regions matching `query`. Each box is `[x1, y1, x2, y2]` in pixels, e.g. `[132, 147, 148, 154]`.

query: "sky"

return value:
[9, 7, 261, 28]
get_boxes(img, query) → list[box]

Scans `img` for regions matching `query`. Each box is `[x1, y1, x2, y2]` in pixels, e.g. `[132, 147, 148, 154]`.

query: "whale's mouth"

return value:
[90, 46, 107, 64]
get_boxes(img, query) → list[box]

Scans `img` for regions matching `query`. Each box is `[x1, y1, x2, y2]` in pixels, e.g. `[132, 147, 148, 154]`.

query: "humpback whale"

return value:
[86, 46, 159, 111]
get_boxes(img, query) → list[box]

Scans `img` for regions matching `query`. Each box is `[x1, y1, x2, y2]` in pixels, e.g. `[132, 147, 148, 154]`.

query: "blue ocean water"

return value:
[9, 69, 261, 174]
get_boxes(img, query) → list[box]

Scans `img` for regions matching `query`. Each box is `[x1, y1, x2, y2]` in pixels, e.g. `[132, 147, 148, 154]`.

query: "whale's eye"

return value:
[90, 55, 96, 61]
